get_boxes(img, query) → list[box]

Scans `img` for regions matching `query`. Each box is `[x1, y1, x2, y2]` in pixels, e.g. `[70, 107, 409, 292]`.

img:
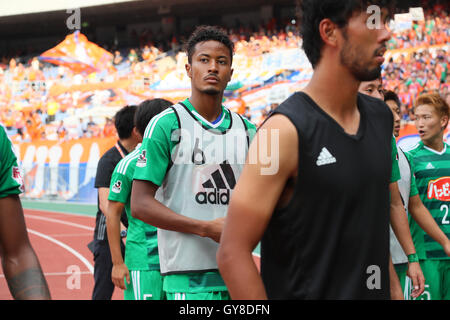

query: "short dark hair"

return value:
[185, 25, 234, 64]
[297, 0, 395, 68]
[114, 105, 137, 139]
[384, 90, 401, 107]
[134, 98, 173, 136]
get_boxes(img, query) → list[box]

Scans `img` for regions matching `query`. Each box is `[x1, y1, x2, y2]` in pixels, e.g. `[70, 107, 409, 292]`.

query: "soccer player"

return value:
[218, 0, 407, 299]
[89, 105, 140, 300]
[359, 77, 384, 99]
[407, 92, 450, 300]
[0, 124, 50, 299]
[384, 90, 450, 299]
[106, 98, 172, 300]
[359, 80, 426, 299]
[131, 26, 256, 300]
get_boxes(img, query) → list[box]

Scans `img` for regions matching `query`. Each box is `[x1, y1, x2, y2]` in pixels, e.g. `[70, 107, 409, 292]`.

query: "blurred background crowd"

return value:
[0, 0, 448, 143]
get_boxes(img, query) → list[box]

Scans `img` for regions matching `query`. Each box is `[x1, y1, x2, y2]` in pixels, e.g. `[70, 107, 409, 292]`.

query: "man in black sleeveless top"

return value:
[218, 0, 401, 299]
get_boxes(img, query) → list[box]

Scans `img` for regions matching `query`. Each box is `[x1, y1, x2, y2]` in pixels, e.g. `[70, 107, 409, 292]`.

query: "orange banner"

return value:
[15, 136, 116, 164]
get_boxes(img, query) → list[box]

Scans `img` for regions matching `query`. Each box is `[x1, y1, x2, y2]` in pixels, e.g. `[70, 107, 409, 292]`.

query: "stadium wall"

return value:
[14, 136, 116, 204]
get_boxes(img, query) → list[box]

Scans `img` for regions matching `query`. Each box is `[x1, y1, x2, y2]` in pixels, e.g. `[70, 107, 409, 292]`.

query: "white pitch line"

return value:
[23, 207, 96, 219]
[0, 271, 92, 278]
[25, 214, 94, 231]
[27, 228, 94, 274]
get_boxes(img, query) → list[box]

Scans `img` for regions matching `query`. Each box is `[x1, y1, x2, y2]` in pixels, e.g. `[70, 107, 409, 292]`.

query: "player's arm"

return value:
[408, 195, 450, 256]
[389, 254, 404, 300]
[217, 114, 298, 300]
[106, 199, 129, 289]
[389, 181, 425, 298]
[131, 118, 224, 242]
[131, 180, 224, 242]
[98, 187, 109, 215]
[0, 195, 51, 299]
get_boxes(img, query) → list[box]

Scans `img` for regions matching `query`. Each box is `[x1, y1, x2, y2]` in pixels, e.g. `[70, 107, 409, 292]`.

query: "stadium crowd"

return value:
[0, 4, 448, 142]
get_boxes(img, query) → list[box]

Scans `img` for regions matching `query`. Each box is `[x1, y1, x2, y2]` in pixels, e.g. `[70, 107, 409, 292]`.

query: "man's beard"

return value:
[202, 87, 221, 95]
[340, 38, 382, 82]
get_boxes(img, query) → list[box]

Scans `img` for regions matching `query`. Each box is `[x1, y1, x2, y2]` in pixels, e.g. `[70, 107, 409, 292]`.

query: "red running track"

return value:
[0, 208, 261, 300]
[0, 209, 123, 300]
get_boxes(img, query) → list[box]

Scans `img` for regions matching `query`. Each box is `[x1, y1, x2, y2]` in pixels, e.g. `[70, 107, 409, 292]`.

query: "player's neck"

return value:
[189, 93, 223, 123]
[303, 60, 359, 116]
[423, 136, 445, 153]
[119, 138, 138, 153]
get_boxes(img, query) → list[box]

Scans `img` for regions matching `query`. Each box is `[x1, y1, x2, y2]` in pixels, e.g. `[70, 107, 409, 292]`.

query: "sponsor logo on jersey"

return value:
[427, 177, 450, 201]
[316, 147, 337, 166]
[136, 150, 147, 167]
[12, 166, 24, 191]
[112, 180, 122, 193]
[195, 161, 236, 205]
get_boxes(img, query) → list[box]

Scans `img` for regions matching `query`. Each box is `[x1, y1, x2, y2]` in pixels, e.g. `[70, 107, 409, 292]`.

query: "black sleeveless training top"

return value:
[261, 92, 393, 299]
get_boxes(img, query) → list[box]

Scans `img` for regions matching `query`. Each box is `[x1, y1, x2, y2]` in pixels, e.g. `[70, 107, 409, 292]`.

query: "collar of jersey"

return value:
[183, 99, 227, 129]
[421, 141, 448, 155]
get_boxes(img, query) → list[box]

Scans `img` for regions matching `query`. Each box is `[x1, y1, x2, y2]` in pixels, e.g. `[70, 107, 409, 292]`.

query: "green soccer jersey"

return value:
[407, 141, 450, 260]
[391, 136, 401, 183]
[133, 99, 256, 293]
[108, 146, 160, 271]
[0, 124, 23, 198]
[134, 99, 256, 186]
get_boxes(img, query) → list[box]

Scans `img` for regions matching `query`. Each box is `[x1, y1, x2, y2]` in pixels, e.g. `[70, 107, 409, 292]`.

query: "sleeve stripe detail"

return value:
[117, 149, 141, 175]
[143, 109, 174, 139]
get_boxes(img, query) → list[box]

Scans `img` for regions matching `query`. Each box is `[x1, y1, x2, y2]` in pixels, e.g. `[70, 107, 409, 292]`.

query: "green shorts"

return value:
[394, 263, 409, 299]
[124, 270, 165, 300]
[166, 291, 230, 300]
[412, 260, 450, 300]
[163, 272, 230, 300]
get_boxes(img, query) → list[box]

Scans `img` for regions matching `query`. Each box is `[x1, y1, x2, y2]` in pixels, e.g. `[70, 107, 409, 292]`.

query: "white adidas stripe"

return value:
[144, 108, 174, 139]
[117, 148, 140, 175]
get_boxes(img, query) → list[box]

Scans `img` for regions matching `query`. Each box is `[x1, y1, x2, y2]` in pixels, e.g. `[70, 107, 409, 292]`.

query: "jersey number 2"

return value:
[441, 204, 449, 225]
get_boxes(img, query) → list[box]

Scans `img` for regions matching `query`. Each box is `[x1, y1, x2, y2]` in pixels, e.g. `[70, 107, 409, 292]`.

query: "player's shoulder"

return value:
[406, 141, 424, 155]
[114, 147, 141, 175]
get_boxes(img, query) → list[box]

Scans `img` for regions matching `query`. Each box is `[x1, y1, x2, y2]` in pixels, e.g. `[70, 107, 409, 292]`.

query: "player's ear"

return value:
[441, 115, 449, 130]
[185, 63, 192, 79]
[132, 127, 142, 141]
[319, 18, 338, 47]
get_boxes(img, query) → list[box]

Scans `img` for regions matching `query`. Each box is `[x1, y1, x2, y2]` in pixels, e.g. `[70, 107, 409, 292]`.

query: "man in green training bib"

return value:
[131, 26, 256, 300]
[106, 99, 172, 300]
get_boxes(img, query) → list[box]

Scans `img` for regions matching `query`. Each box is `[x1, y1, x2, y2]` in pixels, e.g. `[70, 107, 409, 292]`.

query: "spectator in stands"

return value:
[400, 103, 411, 122]
[88, 119, 101, 138]
[113, 51, 123, 66]
[103, 117, 116, 137]
[128, 49, 138, 64]
[87, 116, 96, 129]
[46, 100, 59, 123]
[56, 120, 68, 141]
[77, 118, 87, 139]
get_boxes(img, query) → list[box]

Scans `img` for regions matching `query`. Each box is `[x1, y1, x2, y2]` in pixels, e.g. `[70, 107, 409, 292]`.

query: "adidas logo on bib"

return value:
[316, 147, 337, 166]
[195, 161, 236, 205]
